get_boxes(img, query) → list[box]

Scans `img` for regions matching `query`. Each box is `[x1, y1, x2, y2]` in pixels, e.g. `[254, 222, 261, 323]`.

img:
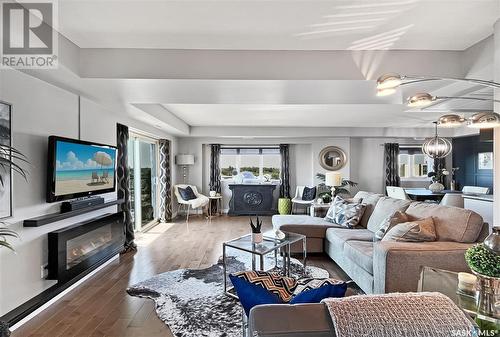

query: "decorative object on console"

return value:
[465, 243, 500, 319]
[250, 216, 263, 243]
[175, 154, 195, 184]
[318, 146, 347, 171]
[324, 196, 365, 229]
[127, 249, 328, 337]
[422, 122, 452, 159]
[450, 167, 460, 191]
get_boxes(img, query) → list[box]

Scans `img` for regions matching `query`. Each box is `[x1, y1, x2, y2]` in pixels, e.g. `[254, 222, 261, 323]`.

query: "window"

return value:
[398, 148, 433, 179]
[220, 147, 281, 180]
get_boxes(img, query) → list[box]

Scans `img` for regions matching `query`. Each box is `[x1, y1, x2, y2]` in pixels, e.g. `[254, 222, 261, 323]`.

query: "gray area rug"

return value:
[127, 249, 329, 337]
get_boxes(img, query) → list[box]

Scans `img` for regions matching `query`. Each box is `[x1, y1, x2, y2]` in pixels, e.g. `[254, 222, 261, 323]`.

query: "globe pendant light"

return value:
[422, 122, 452, 159]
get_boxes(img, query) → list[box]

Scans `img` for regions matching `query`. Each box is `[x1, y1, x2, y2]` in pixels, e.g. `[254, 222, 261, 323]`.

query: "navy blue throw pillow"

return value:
[290, 282, 347, 304]
[178, 186, 197, 201]
[229, 274, 283, 316]
[302, 186, 316, 201]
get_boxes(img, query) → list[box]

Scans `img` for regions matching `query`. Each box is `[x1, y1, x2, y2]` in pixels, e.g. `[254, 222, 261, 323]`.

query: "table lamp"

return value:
[325, 172, 342, 196]
[175, 154, 195, 183]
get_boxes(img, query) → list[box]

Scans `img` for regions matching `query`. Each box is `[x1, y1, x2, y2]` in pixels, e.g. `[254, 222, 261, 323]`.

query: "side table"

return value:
[208, 195, 223, 218]
[310, 203, 331, 217]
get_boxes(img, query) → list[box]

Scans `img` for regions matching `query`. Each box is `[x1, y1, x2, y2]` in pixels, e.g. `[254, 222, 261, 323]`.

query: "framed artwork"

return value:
[318, 146, 347, 171]
[0, 101, 12, 219]
[478, 152, 493, 170]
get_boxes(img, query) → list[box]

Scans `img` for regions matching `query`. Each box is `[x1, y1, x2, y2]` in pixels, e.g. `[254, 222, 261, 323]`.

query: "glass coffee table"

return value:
[223, 231, 307, 299]
[418, 266, 499, 330]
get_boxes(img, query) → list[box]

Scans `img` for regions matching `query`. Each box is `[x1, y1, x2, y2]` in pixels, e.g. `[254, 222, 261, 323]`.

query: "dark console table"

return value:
[228, 184, 277, 216]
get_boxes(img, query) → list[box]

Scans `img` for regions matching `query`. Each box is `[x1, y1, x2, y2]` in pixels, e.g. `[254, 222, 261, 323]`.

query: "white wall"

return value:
[0, 69, 177, 315]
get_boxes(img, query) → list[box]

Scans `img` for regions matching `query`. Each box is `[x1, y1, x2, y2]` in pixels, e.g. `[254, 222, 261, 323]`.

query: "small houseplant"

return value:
[464, 244, 500, 319]
[427, 168, 449, 193]
[250, 216, 263, 244]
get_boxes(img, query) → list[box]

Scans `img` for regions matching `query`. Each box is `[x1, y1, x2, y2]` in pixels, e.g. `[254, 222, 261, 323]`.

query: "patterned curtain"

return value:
[116, 123, 136, 253]
[434, 158, 447, 186]
[280, 144, 291, 198]
[209, 144, 221, 193]
[159, 139, 172, 222]
[384, 143, 400, 190]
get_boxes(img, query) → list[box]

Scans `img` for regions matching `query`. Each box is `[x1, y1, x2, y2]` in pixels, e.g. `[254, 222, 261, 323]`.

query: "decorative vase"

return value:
[472, 271, 500, 319]
[252, 232, 263, 244]
[450, 180, 456, 191]
[278, 198, 292, 215]
[484, 227, 500, 254]
[429, 182, 445, 193]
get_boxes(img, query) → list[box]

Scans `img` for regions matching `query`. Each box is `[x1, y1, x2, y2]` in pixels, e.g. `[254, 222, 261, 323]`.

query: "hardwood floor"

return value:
[12, 215, 349, 337]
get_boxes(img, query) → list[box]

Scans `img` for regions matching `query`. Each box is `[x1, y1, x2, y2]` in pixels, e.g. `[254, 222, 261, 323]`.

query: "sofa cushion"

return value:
[344, 241, 374, 274]
[366, 197, 412, 233]
[325, 228, 374, 255]
[272, 215, 341, 238]
[404, 202, 484, 243]
[353, 191, 384, 229]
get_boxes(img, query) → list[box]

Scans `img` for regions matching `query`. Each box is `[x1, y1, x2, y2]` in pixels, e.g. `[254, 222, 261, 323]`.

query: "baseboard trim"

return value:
[3, 252, 120, 331]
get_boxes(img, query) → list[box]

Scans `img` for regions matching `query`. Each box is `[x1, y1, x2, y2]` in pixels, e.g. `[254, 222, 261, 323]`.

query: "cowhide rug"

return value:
[127, 249, 329, 337]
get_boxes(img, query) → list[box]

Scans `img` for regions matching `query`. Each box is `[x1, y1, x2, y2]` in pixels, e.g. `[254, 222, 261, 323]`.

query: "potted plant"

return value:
[250, 216, 263, 244]
[464, 244, 500, 319]
[427, 168, 449, 193]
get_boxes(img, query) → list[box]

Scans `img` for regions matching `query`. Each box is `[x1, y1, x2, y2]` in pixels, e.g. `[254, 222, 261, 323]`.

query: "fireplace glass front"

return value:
[66, 224, 113, 269]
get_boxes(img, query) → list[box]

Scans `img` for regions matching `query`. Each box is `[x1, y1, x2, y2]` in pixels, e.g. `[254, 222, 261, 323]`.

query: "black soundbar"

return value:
[61, 197, 105, 213]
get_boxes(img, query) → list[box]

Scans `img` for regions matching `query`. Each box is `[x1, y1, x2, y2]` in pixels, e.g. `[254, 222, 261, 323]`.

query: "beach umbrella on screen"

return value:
[93, 151, 112, 175]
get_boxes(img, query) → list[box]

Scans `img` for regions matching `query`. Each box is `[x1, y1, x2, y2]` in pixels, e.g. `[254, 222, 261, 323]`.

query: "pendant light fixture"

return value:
[422, 122, 452, 159]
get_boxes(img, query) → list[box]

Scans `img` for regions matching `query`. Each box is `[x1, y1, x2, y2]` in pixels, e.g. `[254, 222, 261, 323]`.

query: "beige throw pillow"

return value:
[374, 211, 409, 241]
[382, 217, 437, 242]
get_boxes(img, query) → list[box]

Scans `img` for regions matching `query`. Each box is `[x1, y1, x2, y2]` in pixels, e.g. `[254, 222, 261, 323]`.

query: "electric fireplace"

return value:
[48, 212, 124, 283]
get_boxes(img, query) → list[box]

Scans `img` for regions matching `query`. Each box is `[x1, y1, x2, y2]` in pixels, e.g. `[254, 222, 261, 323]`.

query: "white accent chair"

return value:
[386, 186, 411, 200]
[440, 193, 464, 208]
[174, 184, 209, 222]
[462, 186, 490, 194]
[291, 186, 316, 214]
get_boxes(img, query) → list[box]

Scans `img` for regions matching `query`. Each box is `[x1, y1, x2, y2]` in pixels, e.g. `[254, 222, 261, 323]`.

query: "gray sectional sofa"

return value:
[272, 191, 488, 294]
[248, 191, 488, 336]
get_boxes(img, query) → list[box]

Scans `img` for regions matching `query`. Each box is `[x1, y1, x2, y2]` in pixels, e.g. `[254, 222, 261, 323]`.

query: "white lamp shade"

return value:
[175, 154, 195, 165]
[325, 172, 342, 187]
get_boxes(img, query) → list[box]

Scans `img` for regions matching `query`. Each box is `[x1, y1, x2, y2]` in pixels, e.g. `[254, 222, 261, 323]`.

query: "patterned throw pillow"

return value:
[382, 217, 437, 242]
[301, 186, 317, 201]
[290, 278, 348, 304]
[325, 196, 366, 228]
[230, 271, 298, 302]
[374, 210, 409, 241]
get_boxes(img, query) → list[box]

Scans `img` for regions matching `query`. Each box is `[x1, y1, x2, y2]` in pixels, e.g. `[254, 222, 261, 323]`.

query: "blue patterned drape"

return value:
[280, 144, 291, 198]
[116, 123, 136, 253]
[159, 139, 172, 222]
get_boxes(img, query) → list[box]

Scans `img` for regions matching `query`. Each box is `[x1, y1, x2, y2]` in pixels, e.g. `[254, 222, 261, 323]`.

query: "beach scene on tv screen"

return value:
[55, 141, 116, 196]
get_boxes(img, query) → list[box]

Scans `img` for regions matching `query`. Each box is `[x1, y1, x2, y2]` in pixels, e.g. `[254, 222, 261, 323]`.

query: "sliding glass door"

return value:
[128, 134, 159, 231]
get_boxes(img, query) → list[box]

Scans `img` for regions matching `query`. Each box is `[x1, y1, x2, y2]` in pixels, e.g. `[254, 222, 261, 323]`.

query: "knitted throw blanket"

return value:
[322, 292, 476, 337]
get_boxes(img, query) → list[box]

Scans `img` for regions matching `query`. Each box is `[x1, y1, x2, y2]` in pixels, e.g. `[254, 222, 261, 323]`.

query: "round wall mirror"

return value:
[319, 146, 347, 171]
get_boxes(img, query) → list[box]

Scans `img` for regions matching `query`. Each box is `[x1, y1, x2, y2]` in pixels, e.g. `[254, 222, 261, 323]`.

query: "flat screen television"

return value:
[46, 136, 117, 202]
